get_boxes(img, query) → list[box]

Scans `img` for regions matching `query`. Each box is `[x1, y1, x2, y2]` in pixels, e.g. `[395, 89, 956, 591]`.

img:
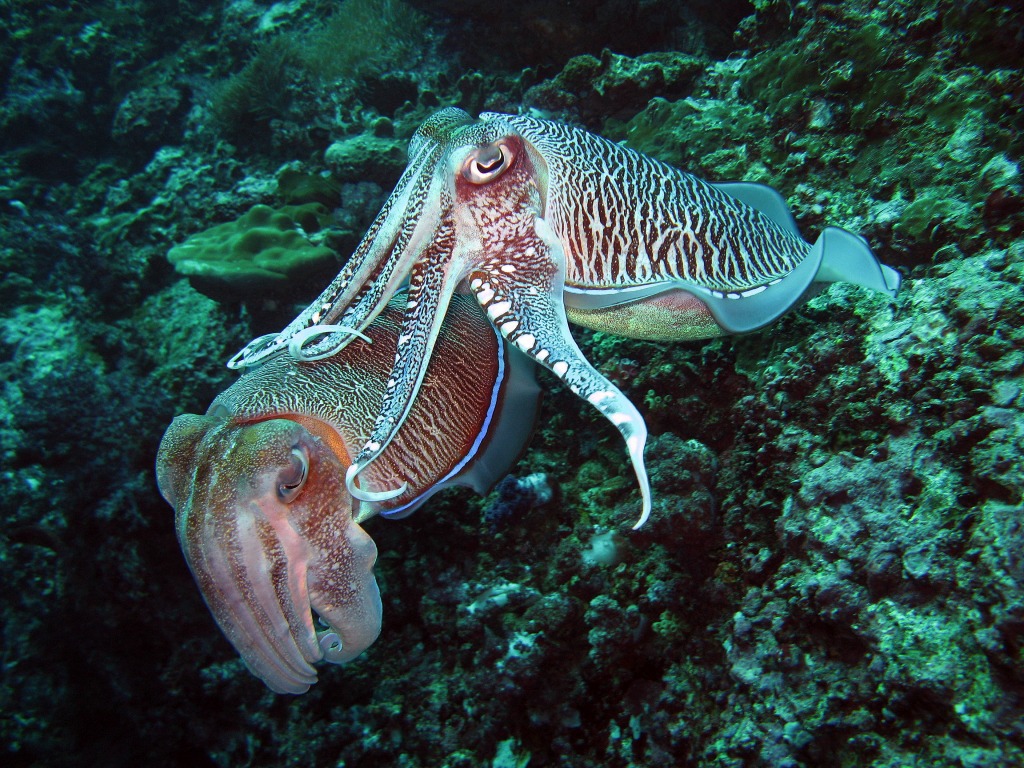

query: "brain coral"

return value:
[167, 203, 337, 301]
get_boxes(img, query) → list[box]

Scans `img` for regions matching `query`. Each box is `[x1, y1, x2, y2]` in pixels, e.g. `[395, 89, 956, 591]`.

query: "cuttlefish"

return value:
[229, 108, 901, 529]
[157, 296, 538, 693]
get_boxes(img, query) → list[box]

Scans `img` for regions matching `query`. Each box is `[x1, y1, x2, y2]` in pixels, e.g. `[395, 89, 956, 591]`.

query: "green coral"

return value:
[324, 133, 408, 182]
[167, 203, 337, 301]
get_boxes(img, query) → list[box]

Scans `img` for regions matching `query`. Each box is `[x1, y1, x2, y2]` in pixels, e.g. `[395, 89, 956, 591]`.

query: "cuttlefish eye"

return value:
[462, 141, 514, 184]
[277, 446, 309, 502]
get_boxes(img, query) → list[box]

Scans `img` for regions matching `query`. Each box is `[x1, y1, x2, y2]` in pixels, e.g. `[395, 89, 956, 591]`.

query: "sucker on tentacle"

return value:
[229, 108, 900, 528]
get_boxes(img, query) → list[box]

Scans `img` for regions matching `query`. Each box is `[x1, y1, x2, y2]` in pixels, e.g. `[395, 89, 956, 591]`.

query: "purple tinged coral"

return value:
[482, 472, 553, 530]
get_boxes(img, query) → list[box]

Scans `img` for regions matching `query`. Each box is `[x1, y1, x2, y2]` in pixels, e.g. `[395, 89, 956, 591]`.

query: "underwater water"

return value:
[2, 0, 1023, 765]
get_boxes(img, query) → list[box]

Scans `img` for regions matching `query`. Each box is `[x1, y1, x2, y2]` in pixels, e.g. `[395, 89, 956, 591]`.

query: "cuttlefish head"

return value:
[156, 412, 380, 694]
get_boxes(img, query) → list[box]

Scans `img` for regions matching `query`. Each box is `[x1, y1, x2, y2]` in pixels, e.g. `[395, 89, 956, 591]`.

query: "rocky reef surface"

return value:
[1, 1, 1021, 766]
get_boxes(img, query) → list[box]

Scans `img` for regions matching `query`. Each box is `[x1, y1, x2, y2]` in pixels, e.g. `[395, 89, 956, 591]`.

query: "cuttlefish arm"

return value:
[158, 296, 538, 693]
[227, 110, 474, 369]
[469, 215, 652, 527]
[346, 125, 651, 523]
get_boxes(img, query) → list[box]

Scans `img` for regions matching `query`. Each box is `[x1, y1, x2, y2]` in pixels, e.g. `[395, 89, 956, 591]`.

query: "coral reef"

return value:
[167, 203, 338, 301]
[1, 0, 1022, 766]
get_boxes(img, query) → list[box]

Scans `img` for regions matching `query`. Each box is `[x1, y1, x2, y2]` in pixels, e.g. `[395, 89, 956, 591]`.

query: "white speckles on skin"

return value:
[515, 333, 536, 351]
[587, 391, 615, 407]
[535, 348, 550, 361]
[470, 278, 482, 290]
[552, 361, 569, 377]
[366, 442, 381, 451]
[477, 287, 495, 305]
[487, 300, 512, 319]
[500, 320, 520, 334]
[406, 299, 418, 309]
[500, 264, 516, 273]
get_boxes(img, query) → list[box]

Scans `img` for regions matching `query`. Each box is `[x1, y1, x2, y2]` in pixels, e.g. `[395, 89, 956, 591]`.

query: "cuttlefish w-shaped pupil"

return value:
[477, 154, 501, 173]
[464, 143, 509, 183]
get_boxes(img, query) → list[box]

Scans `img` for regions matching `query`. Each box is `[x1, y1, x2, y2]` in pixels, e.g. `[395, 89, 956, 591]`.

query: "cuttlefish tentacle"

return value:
[287, 324, 372, 361]
[285, 147, 441, 360]
[346, 195, 468, 500]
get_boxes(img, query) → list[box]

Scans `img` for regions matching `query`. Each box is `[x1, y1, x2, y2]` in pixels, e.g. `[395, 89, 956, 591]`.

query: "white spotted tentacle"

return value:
[585, 390, 651, 530]
[345, 463, 408, 503]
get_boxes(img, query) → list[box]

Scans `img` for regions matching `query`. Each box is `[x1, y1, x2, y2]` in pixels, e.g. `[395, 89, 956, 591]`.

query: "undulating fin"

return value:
[813, 226, 902, 296]
[711, 181, 802, 237]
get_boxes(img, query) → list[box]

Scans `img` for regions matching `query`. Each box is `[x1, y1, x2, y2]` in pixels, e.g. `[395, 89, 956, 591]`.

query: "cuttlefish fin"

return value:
[711, 181, 802, 238]
[713, 181, 898, 294]
[687, 225, 901, 335]
[471, 215, 652, 529]
[812, 226, 902, 296]
[688, 182, 900, 334]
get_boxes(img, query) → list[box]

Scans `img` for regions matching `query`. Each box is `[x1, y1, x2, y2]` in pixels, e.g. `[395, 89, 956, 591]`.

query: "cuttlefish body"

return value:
[157, 296, 538, 693]
[229, 108, 901, 528]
